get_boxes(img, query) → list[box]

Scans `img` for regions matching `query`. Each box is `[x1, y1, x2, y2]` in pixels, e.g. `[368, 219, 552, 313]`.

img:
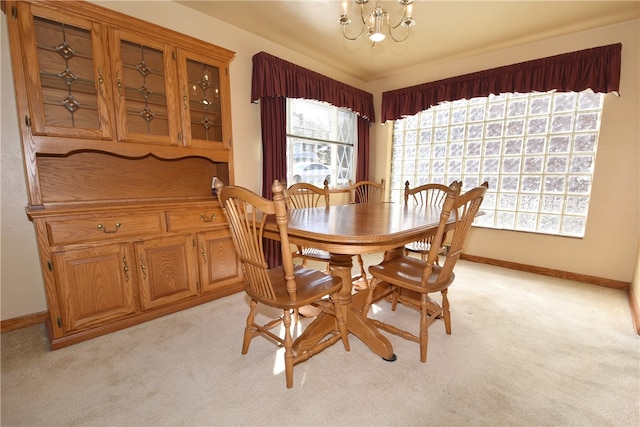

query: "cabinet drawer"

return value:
[166, 206, 226, 232]
[47, 212, 164, 246]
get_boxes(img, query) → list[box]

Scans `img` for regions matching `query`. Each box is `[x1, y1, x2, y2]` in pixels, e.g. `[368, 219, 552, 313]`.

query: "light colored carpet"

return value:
[2, 259, 639, 427]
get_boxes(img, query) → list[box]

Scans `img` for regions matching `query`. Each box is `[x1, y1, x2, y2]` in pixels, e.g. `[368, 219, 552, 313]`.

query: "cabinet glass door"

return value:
[17, 3, 112, 139]
[177, 49, 231, 150]
[111, 29, 180, 145]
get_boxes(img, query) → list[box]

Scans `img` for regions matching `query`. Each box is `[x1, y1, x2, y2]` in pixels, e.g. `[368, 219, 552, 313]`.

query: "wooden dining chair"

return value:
[403, 181, 460, 263]
[363, 181, 488, 362]
[348, 179, 385, 288]
[285, 181, 331, 271]
[218, 180, 350, 388]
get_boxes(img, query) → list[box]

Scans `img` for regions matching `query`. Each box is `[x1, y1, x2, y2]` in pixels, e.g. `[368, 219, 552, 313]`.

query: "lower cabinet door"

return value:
[135, 234, 198, 310]
[197, 229, 242, 293]
[53, 244, 137, 333]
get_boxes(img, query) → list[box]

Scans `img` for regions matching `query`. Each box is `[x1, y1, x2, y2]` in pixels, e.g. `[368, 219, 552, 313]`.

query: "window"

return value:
[390, 90, 604, 237]
[287, 98, 357, 188]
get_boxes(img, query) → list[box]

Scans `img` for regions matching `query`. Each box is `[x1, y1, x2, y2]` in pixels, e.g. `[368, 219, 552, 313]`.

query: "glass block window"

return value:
[286, 98, 357, 188]
[390, 90, 604, 237]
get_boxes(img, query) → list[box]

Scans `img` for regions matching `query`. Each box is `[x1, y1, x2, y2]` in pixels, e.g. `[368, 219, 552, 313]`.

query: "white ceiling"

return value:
[176, 1, 639, 82]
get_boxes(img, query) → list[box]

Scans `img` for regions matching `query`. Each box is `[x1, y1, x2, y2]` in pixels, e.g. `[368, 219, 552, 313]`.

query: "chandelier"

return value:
[339, 0, 416, 46]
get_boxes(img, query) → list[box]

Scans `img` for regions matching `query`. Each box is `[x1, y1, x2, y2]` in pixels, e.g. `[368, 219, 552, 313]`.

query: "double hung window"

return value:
[286, 98, 357, 188]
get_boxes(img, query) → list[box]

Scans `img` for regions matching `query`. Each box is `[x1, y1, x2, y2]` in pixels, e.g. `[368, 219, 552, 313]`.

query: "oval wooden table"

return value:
[265, 202, 449, 361]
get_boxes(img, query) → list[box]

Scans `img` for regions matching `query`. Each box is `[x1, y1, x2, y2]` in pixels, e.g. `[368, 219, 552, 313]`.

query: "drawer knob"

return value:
[97, 223, 121, 233]
[199, 213, 215, 223]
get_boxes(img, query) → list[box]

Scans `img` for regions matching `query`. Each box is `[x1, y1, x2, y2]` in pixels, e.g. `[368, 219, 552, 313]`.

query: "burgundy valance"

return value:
[381, 43, 622, 123]
[251, 51, 375, 122]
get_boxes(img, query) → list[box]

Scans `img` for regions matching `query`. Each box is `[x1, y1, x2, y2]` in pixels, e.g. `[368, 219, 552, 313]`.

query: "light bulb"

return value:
[369, 31, 385, 42]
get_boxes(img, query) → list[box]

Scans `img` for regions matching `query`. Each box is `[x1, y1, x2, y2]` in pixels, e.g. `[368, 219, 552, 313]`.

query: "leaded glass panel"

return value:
[34, 16, 101, 130]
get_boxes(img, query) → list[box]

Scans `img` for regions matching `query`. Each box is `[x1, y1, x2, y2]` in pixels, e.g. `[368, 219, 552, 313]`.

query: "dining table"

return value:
[264, 202, 450, 361]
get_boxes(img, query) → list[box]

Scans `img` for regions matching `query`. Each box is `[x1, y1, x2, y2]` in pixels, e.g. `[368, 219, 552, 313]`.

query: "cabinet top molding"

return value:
[5, 0, 236, 62]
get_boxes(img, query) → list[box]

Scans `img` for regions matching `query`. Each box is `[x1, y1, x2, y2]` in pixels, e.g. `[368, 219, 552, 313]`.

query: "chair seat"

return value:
[245, 265, 342, 309]
[368, 256, 455, 294]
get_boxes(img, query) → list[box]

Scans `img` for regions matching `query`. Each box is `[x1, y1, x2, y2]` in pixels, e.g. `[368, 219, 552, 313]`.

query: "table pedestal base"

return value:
[293, 254, 395, 360]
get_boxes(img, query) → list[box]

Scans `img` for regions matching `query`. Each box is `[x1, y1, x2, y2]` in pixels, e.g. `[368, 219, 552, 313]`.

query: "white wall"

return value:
[1, 1, 638, 320]
[1, 16, 47, 319]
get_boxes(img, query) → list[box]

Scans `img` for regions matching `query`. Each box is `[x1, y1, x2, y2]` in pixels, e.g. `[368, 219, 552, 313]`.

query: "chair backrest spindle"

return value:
[404, 181, 451, 207]
[403, 180, 461, 261]
[286, 180, 330, 209]
[349, 179, 385, 204]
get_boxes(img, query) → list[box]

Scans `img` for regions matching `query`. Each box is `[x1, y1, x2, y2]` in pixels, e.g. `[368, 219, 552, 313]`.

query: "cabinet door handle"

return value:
[97, 67, 105, 96]
[122, 256, 130, 282]
[199, 213, 215, 222]
[116, 73, 122, 99]
[139, 255, 147, 279]
[97, 223, 121, 233]
[201, 244, 207, 264]
[183, 85, 188, 110]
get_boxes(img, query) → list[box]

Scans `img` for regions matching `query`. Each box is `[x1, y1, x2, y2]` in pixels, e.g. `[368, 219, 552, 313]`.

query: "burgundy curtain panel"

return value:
[259, 96, 286, 268]
[356, 115, 370, 182]
[259, 96, 287, 200]
[381, 43, 622, 122]
[251, 52, 375, 267]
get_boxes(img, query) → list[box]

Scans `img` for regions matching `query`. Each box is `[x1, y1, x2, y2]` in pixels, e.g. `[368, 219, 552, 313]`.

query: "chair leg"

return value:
[390, 287, 400, 311]
[362, 278, 378, 316]
[282, 309, 294, 388]
[332, 293, 350, 352]
[419, 293, 430, 363]
[442, 289, 451, 335]
[242, 299, 258, 355]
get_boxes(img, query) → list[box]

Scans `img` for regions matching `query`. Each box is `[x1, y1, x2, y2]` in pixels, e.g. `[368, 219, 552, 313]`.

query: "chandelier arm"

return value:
[385, 11, 409, 43]
[340, 2, 370, 41]
[360, 3, 372, 33]
[388, 27, 410, 43]
[388, 11, 407, 30]
[342, 24, 365, 41]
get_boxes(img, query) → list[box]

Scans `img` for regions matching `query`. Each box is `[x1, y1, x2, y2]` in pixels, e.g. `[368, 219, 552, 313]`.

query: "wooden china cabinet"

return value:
[3, 0, 243, 349]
